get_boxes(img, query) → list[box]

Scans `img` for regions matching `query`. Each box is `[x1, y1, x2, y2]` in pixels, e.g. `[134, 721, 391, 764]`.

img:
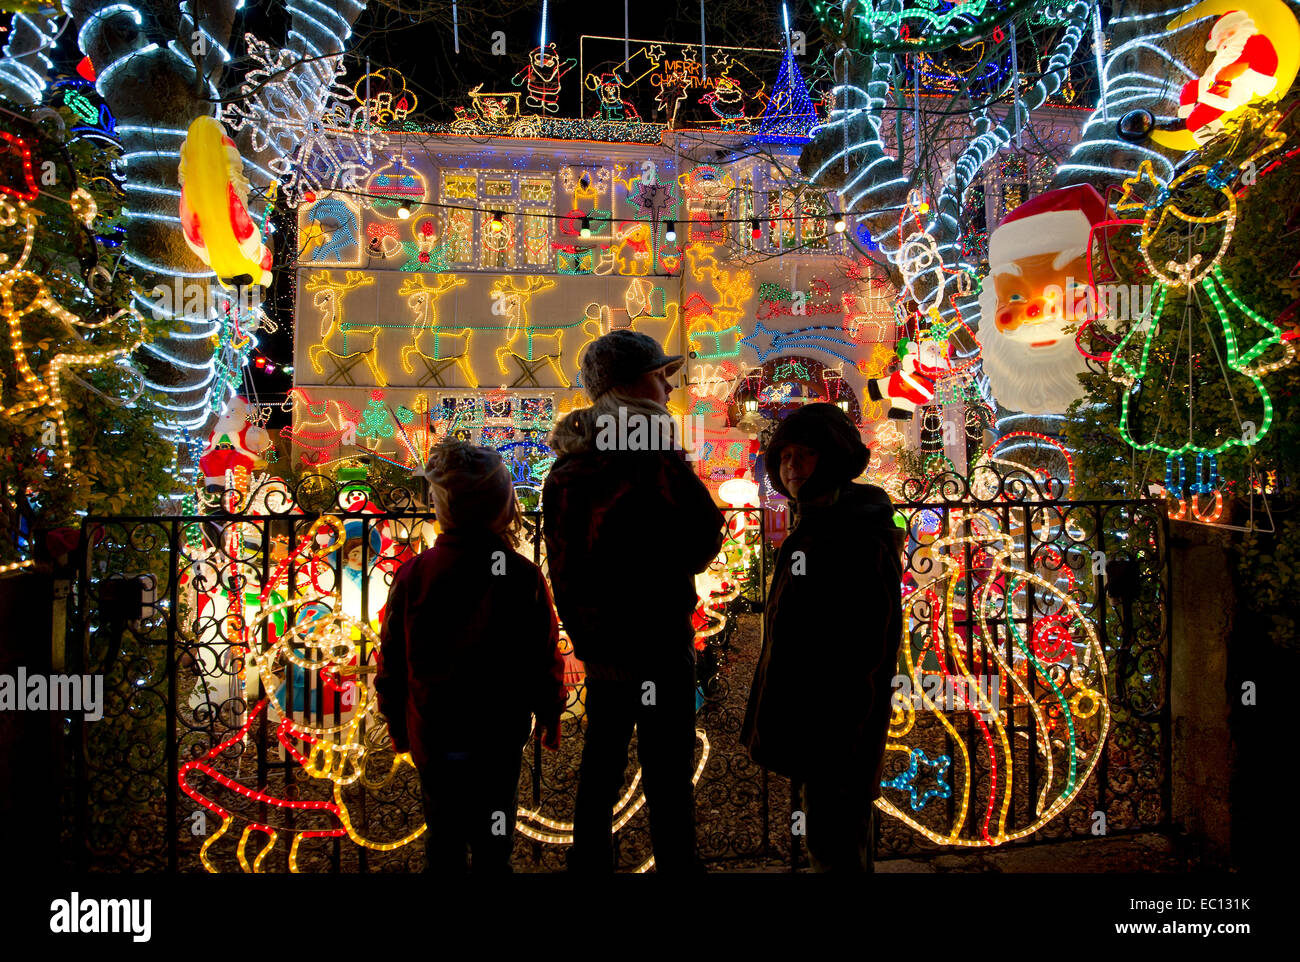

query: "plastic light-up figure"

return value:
[335, 470, 399, 630]
[1151, 0, 1300, 152]
[177, 116, 272, 287]
[197, 396, 273, 490]
[976, 185, 1108, 415]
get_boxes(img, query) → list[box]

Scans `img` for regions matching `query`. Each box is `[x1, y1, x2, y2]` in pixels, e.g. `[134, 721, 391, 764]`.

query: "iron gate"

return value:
[63, 471, 1169, 871]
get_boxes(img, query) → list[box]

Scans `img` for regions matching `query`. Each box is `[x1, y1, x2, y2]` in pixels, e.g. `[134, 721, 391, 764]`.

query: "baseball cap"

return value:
[580, 329, 684, 400]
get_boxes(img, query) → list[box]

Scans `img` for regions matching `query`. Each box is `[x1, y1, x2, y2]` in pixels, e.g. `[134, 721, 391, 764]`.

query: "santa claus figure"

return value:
[1178, 11, 1279, 146]
[868, 338, 951, 420]
[198, 395, 272, 489]
[977, 184, 1108, 415]
[512, 44, 575, 114]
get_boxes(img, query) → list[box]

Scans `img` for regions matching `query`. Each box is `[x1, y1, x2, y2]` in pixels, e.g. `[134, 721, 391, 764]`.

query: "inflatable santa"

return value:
[198, 395, 273, 489]
[868, 338, 951, 420]
[1178, 11, 1280, 146]
[977, 184, 1108, 415]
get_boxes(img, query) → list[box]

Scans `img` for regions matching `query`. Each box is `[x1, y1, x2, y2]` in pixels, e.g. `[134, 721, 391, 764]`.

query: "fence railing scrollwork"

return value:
[64, 467, 1169, 871]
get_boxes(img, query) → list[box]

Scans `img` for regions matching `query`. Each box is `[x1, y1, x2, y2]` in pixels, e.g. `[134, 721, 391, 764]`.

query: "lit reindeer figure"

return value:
[397, 274, 474, 386]
[305, 271, 382, 386]
[491, 275, 567, 384]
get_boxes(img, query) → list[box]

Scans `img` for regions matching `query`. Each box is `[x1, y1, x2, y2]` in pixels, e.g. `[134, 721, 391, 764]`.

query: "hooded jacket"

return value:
[375, 528, 566, 766]
[542, 397, 726, 679]
[741, 404, 905, 790]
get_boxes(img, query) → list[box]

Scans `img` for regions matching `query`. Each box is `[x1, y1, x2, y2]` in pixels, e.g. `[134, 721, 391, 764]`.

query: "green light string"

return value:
[1113, 267, 1284, 456]
[1004, 576, 1078, 796]
[811, 0, 1045, 53]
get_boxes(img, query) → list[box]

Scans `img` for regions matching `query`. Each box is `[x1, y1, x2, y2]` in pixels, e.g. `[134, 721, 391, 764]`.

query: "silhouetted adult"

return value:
[544, 330, 725, 873]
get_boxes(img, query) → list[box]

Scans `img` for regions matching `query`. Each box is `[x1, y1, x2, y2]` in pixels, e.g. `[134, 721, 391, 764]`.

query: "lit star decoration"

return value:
[630, 180, 674, 218]
[740, 320, 857, 364]
[881, 749, 953, 812]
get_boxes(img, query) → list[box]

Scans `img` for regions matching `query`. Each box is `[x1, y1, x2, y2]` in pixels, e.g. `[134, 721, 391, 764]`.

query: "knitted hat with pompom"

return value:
[421, 440, 516, 532]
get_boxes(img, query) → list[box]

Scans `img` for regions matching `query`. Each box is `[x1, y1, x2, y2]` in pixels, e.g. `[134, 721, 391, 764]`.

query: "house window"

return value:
[481, 213, 517, 269]
[523, 211, 550, 266]
[685, 166, 731, 245]
[767, 187, 833, 251]
[445, 207, 475, 264]
[438, 170, 556, 270]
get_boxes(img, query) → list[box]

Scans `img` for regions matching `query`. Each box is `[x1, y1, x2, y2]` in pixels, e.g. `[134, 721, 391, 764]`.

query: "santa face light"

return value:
[988, 250, 1092, 346]
[976, 185, 1108, 414]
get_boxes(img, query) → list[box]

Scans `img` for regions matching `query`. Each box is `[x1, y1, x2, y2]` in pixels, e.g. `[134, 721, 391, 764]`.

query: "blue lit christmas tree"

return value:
[755, 48, 818, 145]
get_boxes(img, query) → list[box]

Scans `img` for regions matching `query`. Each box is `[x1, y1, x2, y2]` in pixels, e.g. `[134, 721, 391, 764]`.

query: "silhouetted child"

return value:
[742, 403, 905, 872]
[376, 441, 564, 873]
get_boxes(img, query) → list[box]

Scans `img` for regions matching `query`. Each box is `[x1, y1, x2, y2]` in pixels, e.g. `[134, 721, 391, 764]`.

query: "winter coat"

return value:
[742, 482, 904, 789]
[542, 403, 726, 679]
[374, 528, 566, 767]
[741, 403, 904, 791]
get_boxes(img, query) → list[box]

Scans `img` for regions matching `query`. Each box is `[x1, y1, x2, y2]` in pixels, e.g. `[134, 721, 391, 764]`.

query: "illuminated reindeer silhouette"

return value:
[397, 274, 474, 387]
[491, 276, 568, 385]
[305, 271, 381, 386]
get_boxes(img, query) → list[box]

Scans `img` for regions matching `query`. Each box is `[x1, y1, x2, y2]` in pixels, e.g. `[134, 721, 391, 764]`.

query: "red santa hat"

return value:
[987, 184, 1109, 272]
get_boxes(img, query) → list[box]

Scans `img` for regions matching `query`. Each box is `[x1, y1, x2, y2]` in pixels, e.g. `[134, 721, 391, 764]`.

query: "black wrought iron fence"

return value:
[877, 470, 1170, 857]
[63, 468, 1169, 872]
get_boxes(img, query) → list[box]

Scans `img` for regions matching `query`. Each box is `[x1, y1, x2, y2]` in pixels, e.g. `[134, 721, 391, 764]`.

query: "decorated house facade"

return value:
[287, 127, 908, 499]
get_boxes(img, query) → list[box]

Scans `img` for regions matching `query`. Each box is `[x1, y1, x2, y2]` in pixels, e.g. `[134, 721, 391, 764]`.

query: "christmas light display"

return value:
[0, 10, 58, 105]
[882, 526, 1110, 846]
[813, 0, 1046, 54]
[488, 275, 571, 385]
[755, 41, 818, 144]
[304, 270, 382, 386]
[450, 85, 544, 138]
[1107, 147, 1293, 456]
[397, 274, 475, 386]
[808, 1, 1090, 349]
[223, 33, 379, 206]
[0, 196, 142, 472]
[300, 193, 363, 266]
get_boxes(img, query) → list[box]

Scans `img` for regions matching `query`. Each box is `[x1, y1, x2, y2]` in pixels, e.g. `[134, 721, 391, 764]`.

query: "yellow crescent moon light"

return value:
[1149, 0, 1300, 152]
